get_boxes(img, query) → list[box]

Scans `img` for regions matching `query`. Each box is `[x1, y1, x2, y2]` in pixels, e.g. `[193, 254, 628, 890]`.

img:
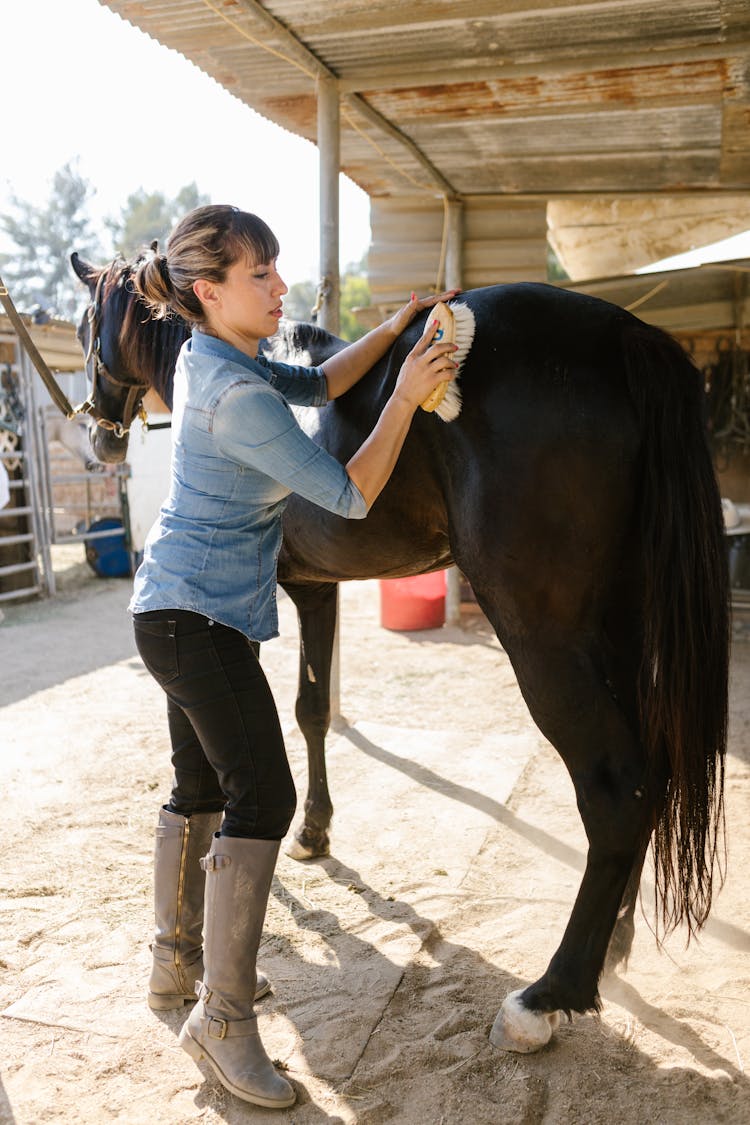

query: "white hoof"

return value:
[489, 989, 561, 1053]
[285, 837, 319, 861]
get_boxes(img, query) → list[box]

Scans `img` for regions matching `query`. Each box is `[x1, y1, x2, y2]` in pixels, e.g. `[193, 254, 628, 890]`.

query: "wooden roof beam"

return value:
[344, 96, 459, 198]
[233, 0, 330, 79]
[233, 0, 459, 197]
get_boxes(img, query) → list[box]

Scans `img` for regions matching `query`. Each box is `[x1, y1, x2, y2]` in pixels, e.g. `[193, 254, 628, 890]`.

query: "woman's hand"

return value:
[386, 288, 461, 340]
[392, 318, 459, 411]
[323, 288, 460, 402]
[344, 301, 460, 507]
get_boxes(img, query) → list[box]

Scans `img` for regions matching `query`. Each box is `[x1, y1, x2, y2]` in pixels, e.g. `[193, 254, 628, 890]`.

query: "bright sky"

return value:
[638, 229, 750, 274]
[1, 0, 371, 286]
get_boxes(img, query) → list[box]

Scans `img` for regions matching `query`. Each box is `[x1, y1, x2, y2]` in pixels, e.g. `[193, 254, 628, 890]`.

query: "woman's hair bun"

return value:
[155, 252, 173, 292]
[132, 247, 173, 318]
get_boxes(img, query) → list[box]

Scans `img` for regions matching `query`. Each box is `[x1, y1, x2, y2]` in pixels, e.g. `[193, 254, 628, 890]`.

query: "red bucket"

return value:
[379, 571, 446, 631]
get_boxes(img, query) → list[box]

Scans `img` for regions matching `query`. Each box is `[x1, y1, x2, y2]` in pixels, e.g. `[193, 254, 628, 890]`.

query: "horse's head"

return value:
[70, 252, 149, 463]
[70, 252, 184, 463]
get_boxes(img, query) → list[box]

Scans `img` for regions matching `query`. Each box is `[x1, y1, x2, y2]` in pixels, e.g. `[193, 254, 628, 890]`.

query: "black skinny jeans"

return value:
[133, 610, 297, 839]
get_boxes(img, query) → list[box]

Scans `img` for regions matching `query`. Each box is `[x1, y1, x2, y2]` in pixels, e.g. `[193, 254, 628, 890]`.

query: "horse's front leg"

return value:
[281, 580, 339, 860]
[489, 635, 652, 1052]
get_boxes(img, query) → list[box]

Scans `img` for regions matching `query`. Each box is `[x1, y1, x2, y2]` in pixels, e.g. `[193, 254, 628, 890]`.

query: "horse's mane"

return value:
[101, 259, 189, 409]
[263, 319, 347, 366]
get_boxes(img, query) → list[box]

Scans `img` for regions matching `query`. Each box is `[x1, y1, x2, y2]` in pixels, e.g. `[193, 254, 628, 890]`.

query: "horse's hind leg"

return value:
[281, 581, 339, 860]
[489, 633, 653, 1052]
[605, 837, 650, 973]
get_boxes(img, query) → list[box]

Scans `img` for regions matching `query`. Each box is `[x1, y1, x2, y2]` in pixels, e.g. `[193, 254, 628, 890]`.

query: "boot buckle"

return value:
[200, 854, 231, 871]
[207, 1016, 228, 1040]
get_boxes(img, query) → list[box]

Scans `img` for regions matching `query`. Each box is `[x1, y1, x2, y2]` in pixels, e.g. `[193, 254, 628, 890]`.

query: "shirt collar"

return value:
[189, 328, 271, 374]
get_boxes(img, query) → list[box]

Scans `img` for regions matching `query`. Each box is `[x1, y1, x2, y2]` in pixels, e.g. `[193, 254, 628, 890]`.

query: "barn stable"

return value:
[7, 0, 750, 606]
[97, 1, 750, 304]
[2, 3, 750, 1122]
[91, 0, 750, 595]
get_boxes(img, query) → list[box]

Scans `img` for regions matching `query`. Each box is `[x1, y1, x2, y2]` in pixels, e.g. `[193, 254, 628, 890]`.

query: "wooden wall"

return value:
[367, 194, 549, 312]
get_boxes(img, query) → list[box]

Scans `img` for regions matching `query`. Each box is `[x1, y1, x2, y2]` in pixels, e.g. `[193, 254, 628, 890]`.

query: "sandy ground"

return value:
[1, 549, 748, 1125]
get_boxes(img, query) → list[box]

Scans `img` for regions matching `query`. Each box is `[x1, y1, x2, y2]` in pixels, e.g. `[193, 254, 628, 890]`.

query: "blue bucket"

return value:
[84, 517, 130, 578]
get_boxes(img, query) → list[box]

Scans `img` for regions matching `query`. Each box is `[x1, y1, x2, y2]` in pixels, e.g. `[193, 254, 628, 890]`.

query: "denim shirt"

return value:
[129, 330, 367, 640]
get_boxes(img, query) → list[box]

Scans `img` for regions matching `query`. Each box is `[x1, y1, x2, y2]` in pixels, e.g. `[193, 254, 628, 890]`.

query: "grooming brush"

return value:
[419, 300, 475, 421]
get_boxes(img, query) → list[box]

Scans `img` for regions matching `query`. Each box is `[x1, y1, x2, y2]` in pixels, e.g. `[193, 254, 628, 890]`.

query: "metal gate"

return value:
[0, 347, 52, 601]
[0, 343, 129, 603]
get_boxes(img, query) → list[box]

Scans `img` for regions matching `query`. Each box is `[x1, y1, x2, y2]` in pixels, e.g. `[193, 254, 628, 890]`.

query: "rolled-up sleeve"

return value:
[213, 383, 367, 519]
[259, 357, 329, 407]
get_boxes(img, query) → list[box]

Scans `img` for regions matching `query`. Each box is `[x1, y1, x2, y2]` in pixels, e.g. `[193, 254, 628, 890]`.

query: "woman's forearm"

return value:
[322, 320, 397, 400]
[345, 392, 416, 508]
[321, 289, 460, 400]
[338, 300, 460, 509]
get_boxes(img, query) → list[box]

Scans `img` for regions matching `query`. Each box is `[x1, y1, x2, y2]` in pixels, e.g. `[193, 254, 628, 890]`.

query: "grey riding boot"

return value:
[148, 808, 271, 1010]
[178, 835, 295, 1109]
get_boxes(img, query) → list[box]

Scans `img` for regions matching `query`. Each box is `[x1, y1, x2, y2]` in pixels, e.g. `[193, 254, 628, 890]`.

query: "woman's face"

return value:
[196, 255, 288, 353]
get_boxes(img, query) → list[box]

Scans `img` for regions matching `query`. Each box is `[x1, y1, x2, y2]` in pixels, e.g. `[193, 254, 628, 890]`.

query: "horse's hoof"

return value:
[489, 989, 561, 1053]
[286, 833, 330, 861]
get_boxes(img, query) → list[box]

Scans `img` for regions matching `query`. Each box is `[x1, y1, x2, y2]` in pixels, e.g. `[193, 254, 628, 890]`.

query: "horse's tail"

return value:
[624, 321, 729, 936]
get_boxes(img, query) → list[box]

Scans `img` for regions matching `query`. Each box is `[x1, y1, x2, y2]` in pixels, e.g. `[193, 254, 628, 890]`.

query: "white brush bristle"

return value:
[434, 301, 475, 422]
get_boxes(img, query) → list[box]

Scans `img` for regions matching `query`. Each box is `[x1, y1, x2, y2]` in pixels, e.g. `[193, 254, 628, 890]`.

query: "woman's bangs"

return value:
[232, 213, 280, 266]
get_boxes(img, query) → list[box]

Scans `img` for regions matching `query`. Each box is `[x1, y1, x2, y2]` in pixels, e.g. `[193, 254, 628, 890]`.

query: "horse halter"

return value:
[77, 265, 148, 439]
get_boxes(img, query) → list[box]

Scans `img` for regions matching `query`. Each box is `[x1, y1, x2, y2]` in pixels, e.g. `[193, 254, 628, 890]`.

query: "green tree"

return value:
[547, 244, 569, 282]
[0, 160, 103, 318]
[339, 264, 370, 342]
[107, 182, 209, 257]
[283, 259, 371, 342]
[283, 280, 318, 322]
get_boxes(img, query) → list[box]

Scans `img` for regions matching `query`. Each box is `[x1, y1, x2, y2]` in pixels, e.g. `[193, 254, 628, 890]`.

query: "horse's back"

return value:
[441, 284, 643, 557]
[279, 283, 648, 590]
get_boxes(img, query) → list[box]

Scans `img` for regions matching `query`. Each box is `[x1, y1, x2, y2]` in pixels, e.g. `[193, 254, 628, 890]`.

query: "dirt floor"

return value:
[1, 548, 748, 1125]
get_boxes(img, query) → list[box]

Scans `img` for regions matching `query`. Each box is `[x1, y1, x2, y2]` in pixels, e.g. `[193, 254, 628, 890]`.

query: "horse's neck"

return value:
[270, 322, 348, 366]
[143, 387, 171, 415]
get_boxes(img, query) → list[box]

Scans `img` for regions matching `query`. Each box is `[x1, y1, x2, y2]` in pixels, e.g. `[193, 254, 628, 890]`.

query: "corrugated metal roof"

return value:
[97, 1, 750, 275]
[99, 1, 750, 197]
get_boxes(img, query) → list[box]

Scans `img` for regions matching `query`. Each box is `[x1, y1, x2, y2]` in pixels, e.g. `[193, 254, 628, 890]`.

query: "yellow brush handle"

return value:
[420, 301, 455, 413]
[421, 382, 449, 413]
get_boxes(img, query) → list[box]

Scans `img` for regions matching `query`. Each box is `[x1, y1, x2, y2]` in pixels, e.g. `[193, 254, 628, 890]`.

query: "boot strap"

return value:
[205, 1014, 258, 1040]
[196, 981, 257, 1039]
[200, 853, 231, 871]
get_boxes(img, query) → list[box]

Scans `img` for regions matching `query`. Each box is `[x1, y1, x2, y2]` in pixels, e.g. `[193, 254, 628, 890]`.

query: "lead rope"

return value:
[0, 275, 76, 419]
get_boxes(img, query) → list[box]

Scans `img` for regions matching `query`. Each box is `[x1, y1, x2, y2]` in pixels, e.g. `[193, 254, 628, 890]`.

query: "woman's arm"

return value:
[214, 307, 459, 517]
[322, 289, 459, 400]
[345, 326, 458, 509]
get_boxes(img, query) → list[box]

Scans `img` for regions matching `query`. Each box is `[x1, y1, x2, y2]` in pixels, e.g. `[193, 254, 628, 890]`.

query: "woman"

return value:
[130, 204, 458, 1109]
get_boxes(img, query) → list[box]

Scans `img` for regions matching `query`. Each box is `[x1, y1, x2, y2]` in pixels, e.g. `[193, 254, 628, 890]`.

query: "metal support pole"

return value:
[18, 350, 54, 596]
[444, 198, 464, 627]
[317, 73, 342, 715]
[445, 198, 464, 295]
[317, 75, 341, 336]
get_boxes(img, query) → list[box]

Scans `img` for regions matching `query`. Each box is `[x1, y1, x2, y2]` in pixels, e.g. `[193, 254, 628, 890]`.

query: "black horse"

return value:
[70, 252, 728, 1053]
